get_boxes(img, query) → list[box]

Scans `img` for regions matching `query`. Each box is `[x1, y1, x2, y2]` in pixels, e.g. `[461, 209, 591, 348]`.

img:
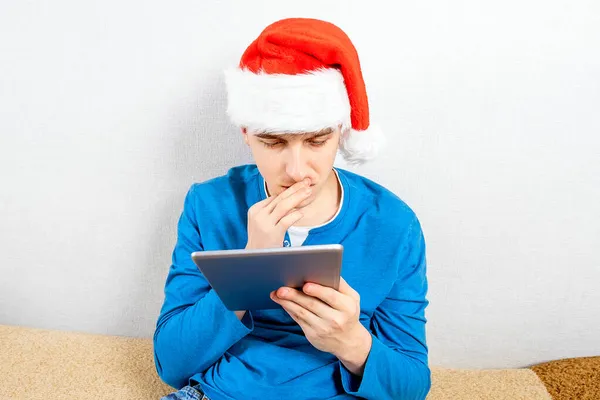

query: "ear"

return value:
[241, 126, 249, 145]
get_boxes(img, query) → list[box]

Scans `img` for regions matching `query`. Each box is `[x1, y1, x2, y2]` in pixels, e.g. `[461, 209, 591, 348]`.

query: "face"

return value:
[243, 126, 341, 208]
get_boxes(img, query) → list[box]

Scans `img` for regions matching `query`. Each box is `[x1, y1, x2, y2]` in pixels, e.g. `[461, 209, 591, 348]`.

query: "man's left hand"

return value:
[270, 277, 372, 376]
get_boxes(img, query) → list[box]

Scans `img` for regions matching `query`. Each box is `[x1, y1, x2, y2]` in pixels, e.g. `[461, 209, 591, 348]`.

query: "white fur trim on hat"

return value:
[338, 125, 386, 165]
[224, 67, 351, 133]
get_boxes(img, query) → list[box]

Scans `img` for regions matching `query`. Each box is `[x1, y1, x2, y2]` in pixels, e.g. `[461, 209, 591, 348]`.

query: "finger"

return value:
[265, 180, 307, 212]
[265, 179, 310, 214]
[274, 299, 318, 337]
[271, 292, 322, 327]
[252, 195, 277, 210]
[337, 277, 360, 300]
[270, 186, 312, 223]
[275, 287, 337, 320]
[303, 282, 346, 311]
[276, 209, 304, 230]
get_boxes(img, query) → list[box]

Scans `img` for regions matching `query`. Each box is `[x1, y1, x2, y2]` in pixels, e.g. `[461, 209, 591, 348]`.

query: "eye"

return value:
[308, 139, 328, 147]
[262, 141, 283, 148]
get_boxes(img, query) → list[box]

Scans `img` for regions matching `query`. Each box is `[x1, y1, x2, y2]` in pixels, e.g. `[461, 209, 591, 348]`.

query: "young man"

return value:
[155, 18, 430, 400]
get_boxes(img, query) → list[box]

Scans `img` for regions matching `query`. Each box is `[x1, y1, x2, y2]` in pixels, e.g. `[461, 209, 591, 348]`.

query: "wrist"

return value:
[234, 310, 246, 320]
[336, 325, 372, 376]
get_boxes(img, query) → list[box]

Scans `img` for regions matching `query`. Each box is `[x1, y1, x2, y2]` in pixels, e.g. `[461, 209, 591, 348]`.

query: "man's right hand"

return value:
[245, 177, 312, 250]
[234, 178, 312, 320]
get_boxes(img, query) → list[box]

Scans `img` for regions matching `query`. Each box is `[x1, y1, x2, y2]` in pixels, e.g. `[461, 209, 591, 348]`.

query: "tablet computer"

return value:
[191, 244, 343, 311]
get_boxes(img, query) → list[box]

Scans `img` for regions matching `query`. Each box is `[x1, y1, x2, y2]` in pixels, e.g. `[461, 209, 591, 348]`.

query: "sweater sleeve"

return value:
[339, 216, 431, 400]
[153, 185, 254, 389]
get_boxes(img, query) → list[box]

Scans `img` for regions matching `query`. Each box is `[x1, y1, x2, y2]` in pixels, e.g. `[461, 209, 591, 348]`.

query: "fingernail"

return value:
[279, 288, 289, 297]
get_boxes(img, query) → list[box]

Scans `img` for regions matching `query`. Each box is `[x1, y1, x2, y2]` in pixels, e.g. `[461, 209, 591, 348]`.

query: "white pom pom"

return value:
[338, 125, 386, 166]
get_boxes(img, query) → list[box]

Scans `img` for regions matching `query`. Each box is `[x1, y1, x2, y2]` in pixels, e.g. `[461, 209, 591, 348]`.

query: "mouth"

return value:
[282, 184, 315, 189]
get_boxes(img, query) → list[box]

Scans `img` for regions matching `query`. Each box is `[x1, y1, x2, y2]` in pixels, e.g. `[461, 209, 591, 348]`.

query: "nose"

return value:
[284, 145, 309, 183]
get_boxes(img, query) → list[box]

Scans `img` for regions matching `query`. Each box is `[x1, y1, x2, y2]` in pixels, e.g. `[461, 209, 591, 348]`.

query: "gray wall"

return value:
[1, 0, 599, 369]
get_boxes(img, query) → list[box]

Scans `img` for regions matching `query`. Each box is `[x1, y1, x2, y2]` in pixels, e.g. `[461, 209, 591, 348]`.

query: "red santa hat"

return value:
[224, 18, 385, 165]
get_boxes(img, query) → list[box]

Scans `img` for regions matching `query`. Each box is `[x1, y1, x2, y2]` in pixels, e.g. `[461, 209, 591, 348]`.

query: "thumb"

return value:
[338, 277, 359, 300]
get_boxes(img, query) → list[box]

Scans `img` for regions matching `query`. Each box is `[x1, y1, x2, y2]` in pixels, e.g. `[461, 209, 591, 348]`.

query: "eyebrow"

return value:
[255, 127, 334, 141]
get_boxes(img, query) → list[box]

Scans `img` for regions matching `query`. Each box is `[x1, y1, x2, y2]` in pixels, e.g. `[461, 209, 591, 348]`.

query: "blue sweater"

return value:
[153, 164, 430, 400]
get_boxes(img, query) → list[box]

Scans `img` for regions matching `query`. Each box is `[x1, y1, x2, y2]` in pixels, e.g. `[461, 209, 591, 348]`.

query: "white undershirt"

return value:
[264, 169, 344, 247]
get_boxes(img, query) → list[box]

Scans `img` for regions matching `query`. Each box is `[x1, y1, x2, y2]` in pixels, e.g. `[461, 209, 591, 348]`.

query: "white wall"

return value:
[1, 0, 598, 369]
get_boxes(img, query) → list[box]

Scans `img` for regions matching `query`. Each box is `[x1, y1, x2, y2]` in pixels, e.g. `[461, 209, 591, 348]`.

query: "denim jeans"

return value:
[160, 384, 209, 400]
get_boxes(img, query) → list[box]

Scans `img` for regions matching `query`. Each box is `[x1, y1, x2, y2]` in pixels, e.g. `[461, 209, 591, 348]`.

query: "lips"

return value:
[282, 184, 315, 189]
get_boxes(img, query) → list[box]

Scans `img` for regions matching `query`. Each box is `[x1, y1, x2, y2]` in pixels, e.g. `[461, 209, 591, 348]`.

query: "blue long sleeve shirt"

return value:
[153, 164, 431, 400]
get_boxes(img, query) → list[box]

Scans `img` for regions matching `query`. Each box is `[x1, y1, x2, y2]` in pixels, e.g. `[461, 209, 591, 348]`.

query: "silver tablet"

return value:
[191, 244, 343, 311]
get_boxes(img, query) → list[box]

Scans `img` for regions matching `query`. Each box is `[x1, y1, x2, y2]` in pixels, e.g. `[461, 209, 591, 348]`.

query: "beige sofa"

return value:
[2, 324, 596, 400]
